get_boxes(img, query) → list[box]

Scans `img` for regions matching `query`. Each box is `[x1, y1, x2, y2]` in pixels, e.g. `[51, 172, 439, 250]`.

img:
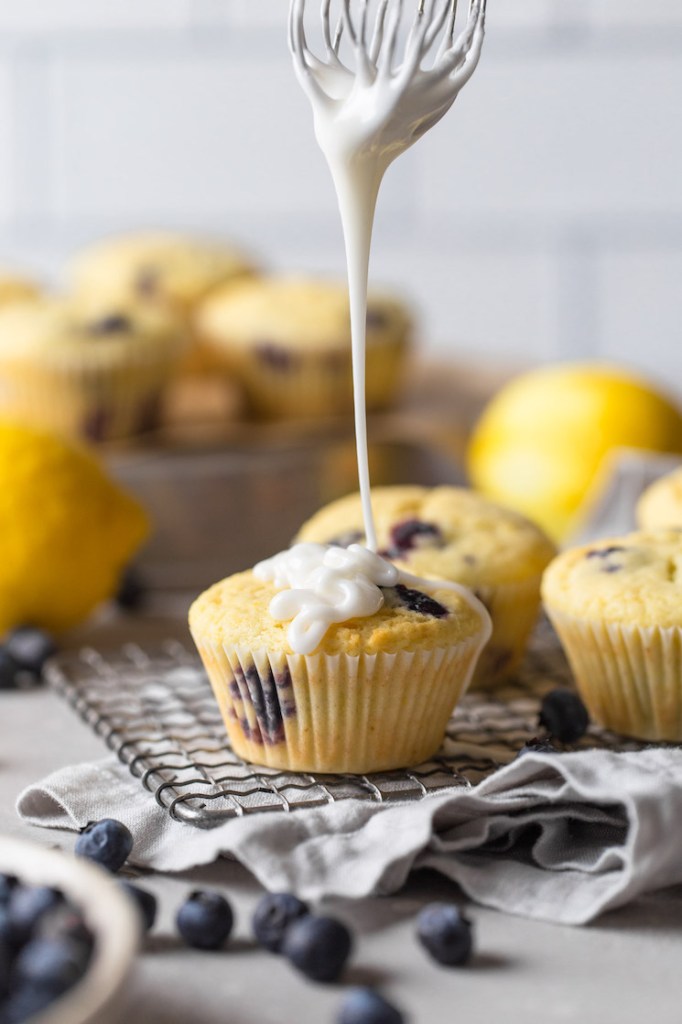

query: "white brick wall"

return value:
[0, 0, 681, 390]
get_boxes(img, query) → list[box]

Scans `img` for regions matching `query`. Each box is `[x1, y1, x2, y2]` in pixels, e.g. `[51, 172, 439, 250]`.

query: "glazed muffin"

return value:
[636, 466, 682, 529]
[189, 567, 490, 773]
[542, 530, 682, 741]
[0, 296, 187, 442]
[70, 231, 257, 374]
[0, 273, 41, 309]
[195, 275, 411, 419]
[296, 486, 556, 688]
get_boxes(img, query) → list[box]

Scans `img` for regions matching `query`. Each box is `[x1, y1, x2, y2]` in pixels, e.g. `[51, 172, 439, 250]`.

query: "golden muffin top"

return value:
[636, 467, 682, 531]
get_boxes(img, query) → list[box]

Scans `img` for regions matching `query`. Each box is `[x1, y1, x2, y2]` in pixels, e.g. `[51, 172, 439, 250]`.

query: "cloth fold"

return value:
[17, 746, 682, 925]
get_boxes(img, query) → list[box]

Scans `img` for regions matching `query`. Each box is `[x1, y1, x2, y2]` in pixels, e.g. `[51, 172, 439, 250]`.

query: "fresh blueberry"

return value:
[36, 903, 93, 948]
[176, 891, 233, 950]
[389, 519, 442, 554]
[0, 650, 21, 691]
[252, 892, 309, 953]
[0, 875, 17, 906]
[120, 882, 157, 933]
[4, 627, 56, 676]
[282, 915, 353, 983]
[13, 935, 91, 995]
[75, 818, 133, 873]
[7, 887, 64, 947]
[337, 988, 405, 1024]
[115, 566, 148, 612]
[517, 736, 558, 758]
[538, 688, 589, 744]
[1, 984, 55, 1023]
[416, 903, 473, 967]
[384, 584, 448, 619]
[88, 314, 132, 336]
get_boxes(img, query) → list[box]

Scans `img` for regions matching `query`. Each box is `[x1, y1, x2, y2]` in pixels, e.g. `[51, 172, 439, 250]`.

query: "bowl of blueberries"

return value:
[0, 835, 140, 1024]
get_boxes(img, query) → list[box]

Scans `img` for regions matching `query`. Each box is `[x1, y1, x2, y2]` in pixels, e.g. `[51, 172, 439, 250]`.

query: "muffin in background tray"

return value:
[195, 275, 412, 419]
[636, 466, 682, 530]
[542, 529, 682, 741]
[0, 295, 187, 442]
[70, 231, 258, 373]
[0, 272, 41, 308]
[296, 485, 556, 689]
[189, 566, 490, 773]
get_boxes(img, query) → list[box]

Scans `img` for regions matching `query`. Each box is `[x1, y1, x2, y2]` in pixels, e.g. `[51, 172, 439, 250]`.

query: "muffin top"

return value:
[541, 529, 682, 628]
[189, 568, 487, 657]
[636, 467, 682, 530]
[70, 231, 255, 312]
[196, 275, 412, 353]
[0, 296, 186, 366]
[0, 273, 41, 309]
[296, 486, 556, 587]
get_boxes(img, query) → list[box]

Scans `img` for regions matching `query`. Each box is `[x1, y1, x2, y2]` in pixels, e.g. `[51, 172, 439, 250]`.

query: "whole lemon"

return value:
[467, 363, 682, 542]
[0, 422, 149, 632]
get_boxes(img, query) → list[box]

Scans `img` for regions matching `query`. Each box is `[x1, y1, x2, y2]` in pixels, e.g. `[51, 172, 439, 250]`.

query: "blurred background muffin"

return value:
[0, 272, 41, 309]
[70, 230, 258, 373]
[0, 295, 187, 443]
[296, 485, 556, 689]
[636, 466, 682, 530]
[196, 275, 412, 420]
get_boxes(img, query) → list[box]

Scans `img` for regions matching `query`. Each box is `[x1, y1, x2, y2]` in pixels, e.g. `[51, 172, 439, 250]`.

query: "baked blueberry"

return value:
[4, 627, 56, 676]
[416, 902, 473, 966]
[538, 688, 589, 744]
[252, 892, 309, 953]
[88, 314, 132, 336]
[0, 650, 21, 691]
[389, 519, 442, 554]
[7, 886, 64, 947]
[337, 988, 405, 1024]
[282, 915, 352, 983]
[120, 882, 157, 933]
[75, 818, 133, 873]
[176, 891, 233, 950]
[384, 584, 448, 619]
[13, 935, 91, 995]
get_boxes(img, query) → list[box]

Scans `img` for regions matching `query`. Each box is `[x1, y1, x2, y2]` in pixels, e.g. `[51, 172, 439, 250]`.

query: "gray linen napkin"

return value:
[16, 746, 682, 925]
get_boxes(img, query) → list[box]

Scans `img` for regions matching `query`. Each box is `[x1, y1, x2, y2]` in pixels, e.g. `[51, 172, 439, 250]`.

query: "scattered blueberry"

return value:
[383, 584, 448, 619]
[120, 882, 157, 933]
[252, 892, 309, 953]
[538, 688, 590, 744]
[4, 627, 56, 677]
[389, 519, 442, 554]
[176, 891, 233, 950]
[282, 915, 353, 983]
[36, 904, 93, 948]
[337, 988, 405, 1024]
[416, 903, 473, 967]
[115, 566, 148, 612]
[517, 736, 558, 758]
[87, 314, 132, 335]
[75, 818, 133, 873]
[0, 651, 21, 691]
[13, 935, 91, 995]
[7, 887, 64, 947]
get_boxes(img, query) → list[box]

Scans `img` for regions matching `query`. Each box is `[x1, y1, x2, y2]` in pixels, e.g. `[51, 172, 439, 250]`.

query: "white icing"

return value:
[259, 1, 490, 655]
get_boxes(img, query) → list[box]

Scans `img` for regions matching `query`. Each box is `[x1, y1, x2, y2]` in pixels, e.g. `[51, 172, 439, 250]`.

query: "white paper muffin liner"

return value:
[191, 633, 486, 773]
[546, 609, 682, 741]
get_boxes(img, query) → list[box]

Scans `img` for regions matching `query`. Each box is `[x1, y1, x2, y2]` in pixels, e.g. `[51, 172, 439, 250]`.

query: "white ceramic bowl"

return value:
[0, 834, 140, 1024]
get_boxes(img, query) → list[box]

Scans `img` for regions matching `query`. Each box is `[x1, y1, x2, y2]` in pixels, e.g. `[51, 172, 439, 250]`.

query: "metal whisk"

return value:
[289, 0, 487, 151]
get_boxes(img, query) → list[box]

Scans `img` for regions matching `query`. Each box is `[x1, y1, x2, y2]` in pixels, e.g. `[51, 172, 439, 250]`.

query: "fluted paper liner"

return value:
[191, 634, 485, 773]
[546, 609, 682, 741]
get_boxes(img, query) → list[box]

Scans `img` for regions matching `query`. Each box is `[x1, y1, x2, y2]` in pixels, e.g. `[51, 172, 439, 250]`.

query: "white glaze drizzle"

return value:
[261, 1, 490, 656]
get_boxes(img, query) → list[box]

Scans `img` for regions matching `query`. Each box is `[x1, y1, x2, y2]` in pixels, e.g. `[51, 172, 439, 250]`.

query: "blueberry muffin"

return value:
[636, 466, 682, 530]
[296, 486, 556, 688]
[0, 296, 187, 442]
[70, 231, 257, 374]
[189, 567, 490, 773]
[0, 273, 41, 308]
[542, 529, 682, 740]
[195, 275, 411, 419]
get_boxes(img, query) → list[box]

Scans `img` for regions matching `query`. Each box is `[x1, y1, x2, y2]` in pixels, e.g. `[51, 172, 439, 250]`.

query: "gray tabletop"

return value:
[2, 607, 682, 1024]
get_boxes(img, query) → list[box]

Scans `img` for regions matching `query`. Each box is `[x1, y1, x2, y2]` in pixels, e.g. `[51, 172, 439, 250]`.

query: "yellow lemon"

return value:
[0, 422, 149, 632]
[467, 363, 682, 542]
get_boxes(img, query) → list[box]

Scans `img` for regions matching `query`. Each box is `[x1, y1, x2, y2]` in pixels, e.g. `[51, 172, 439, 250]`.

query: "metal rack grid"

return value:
[46, 623, 644, 829]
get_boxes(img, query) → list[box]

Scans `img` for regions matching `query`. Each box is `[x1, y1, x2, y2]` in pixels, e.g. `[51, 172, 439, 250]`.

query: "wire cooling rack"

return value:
[45, 622, 643, 829]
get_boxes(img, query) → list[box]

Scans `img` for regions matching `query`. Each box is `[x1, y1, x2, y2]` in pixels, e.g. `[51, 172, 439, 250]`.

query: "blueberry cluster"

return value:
[0, 874, 94, 1024]
[0, 627, 56, 691]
